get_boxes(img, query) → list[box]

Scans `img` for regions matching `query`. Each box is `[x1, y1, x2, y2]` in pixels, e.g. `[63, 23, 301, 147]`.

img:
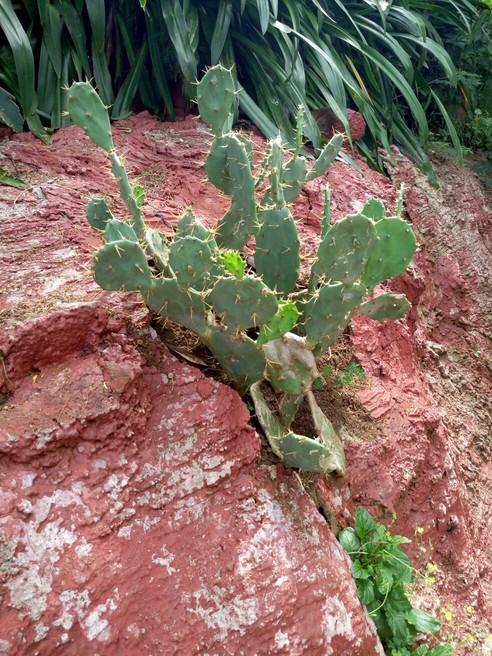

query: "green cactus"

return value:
[208, 276, 278, 330]
[310, 213, 376, 288]
[304, 282, 366, 349]
[86, 196, 113, 231]
[250, 383, 346, 475]
[196, 65, 236, 136]
[175, 209, 217, 246]
[256, 300, 300, 346]
[67, 81, 113, 152]
[362, 218, 417, 289]
[203, 326, 266, 388]
[169, 236, 214, 291]
[67, 80, 146, 240]
[206, 133, 257, 249]
[145, 228, 170, 271]
[306, 133, 344, 182]
[104, 219, 138, 243]
[361, 197, 385, 221]
[360, 293, 411, 320]
[221, 250, 245, 279]
[93, 240, 152, 291]
[263, 332, 318, 395]
[68, 64, 417, 479]
[255, 207, 300, 294]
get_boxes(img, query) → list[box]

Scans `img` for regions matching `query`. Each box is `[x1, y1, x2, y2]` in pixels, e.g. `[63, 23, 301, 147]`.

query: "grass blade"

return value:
[211, 0, 233, 64]
[0, 86, 23, 131]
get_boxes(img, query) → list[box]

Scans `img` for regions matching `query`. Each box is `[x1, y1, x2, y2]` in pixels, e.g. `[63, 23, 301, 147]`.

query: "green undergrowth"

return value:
[339, 508, 454, 656]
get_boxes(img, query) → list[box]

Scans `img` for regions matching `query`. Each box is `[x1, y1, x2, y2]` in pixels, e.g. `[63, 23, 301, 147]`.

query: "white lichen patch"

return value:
[188, 586, 258, 641]
[157, 432, 197, 464]
[56, 589, 91, 631]
[6, 520, 77, 620]
[4, 487, 93, 622]
[56, 589, 119, 643]
[274, 630, 290, 649]
[321, 595, 356, 652]
[51, 247, 77, 262]
[33, 489, 87, 524]
[151, 546, 176, 575]
[127, 623, 146, 637]
[42, 268, 84, 295]
[22, 473, 37, 488]
[75, 540, 93, 559]
[236, 488, 295, 581]
[167, 459, 233, 499]
[34, 623, 49, 642]
[35, 429, 53, 450]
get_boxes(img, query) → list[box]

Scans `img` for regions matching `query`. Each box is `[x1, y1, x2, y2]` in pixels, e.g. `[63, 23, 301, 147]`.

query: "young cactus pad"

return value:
[68, 64, 417, 478]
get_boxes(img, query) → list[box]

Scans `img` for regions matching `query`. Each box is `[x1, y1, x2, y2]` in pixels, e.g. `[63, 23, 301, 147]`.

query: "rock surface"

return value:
[0, 310, 382, 655]
[0, 117, 386, 654]
[1, 111, 490, 654]
[317, 151, 492, 652]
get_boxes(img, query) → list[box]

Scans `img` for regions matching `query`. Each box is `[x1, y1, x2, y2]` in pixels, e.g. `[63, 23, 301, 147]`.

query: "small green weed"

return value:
[314, 361, 366, 390]
[0, 167, 29, 189]
[339, 508, 453, 656]
[465, 109, 492, 152]
[334, 361, 366, 387]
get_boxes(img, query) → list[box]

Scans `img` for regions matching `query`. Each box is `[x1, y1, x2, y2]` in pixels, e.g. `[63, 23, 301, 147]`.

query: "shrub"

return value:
[67, 65, 417, 476]
[339, 508, 452, 656]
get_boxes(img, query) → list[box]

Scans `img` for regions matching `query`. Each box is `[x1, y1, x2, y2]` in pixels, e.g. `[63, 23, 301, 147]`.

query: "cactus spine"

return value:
[68, 65, 416, 478]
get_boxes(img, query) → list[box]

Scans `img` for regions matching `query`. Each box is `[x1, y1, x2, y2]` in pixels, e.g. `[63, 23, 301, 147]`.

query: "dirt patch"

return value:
[311, 333, 382, 443]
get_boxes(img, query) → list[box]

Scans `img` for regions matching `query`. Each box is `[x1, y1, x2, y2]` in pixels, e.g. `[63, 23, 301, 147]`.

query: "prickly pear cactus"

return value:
[67, 65, 417, 478]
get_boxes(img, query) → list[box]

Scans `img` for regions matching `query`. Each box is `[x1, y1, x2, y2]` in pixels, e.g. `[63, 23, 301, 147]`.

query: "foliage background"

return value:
[1, 0, 490, 175]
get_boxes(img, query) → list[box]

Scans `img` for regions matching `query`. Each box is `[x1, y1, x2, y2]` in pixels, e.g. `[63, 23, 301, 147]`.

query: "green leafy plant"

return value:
[0, 0, 479, 177]
[67, 64, 417, 476]
[334, 361, 366, 387]
[0, 166, 29, 189]
[428, 4, 492, 154]
[339, 508, 452, 656]
[465, 109, 492, 151]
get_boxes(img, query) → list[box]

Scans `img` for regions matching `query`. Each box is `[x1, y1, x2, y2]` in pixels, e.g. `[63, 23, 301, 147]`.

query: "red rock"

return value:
[343, 152, 492, 647]
[0, 118, 383, 654]
[313, 107, 366, 142]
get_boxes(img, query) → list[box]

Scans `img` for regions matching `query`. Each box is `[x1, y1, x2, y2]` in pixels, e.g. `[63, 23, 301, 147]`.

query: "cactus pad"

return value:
[144, 278, 209, 334]
[255, 207, 300, 294]
[362, 198, 385, 221]
[360, 293, 411, 320]
[310, 213, 376, 287]
[306, 134, 343, 181]
[204, 326, 266, 388]
[250, 383, 345, 475]
[86, 196, 113, 231]
[362, 218, 417, 289]
[222, 250, 245, 279]
[304, 281, 365, 347]
[206, 134, 257, 249]
[67, 82, 114, 152]
[104, 219, 138, 243]
[93, 240, 152, 291]
[145, 228, 170, 271]
[169, 236, 213, 290]
[176, 209, 217, 247]
[209, 276, 278, 330]
[263, 333, 318, 394]
[256, 301, 300, 346]
[281, 156, 308, 204]
[197, 66, 236, 136]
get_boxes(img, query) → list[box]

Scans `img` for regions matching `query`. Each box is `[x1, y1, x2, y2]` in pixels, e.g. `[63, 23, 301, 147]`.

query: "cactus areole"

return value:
[67, 66, 417, 477]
